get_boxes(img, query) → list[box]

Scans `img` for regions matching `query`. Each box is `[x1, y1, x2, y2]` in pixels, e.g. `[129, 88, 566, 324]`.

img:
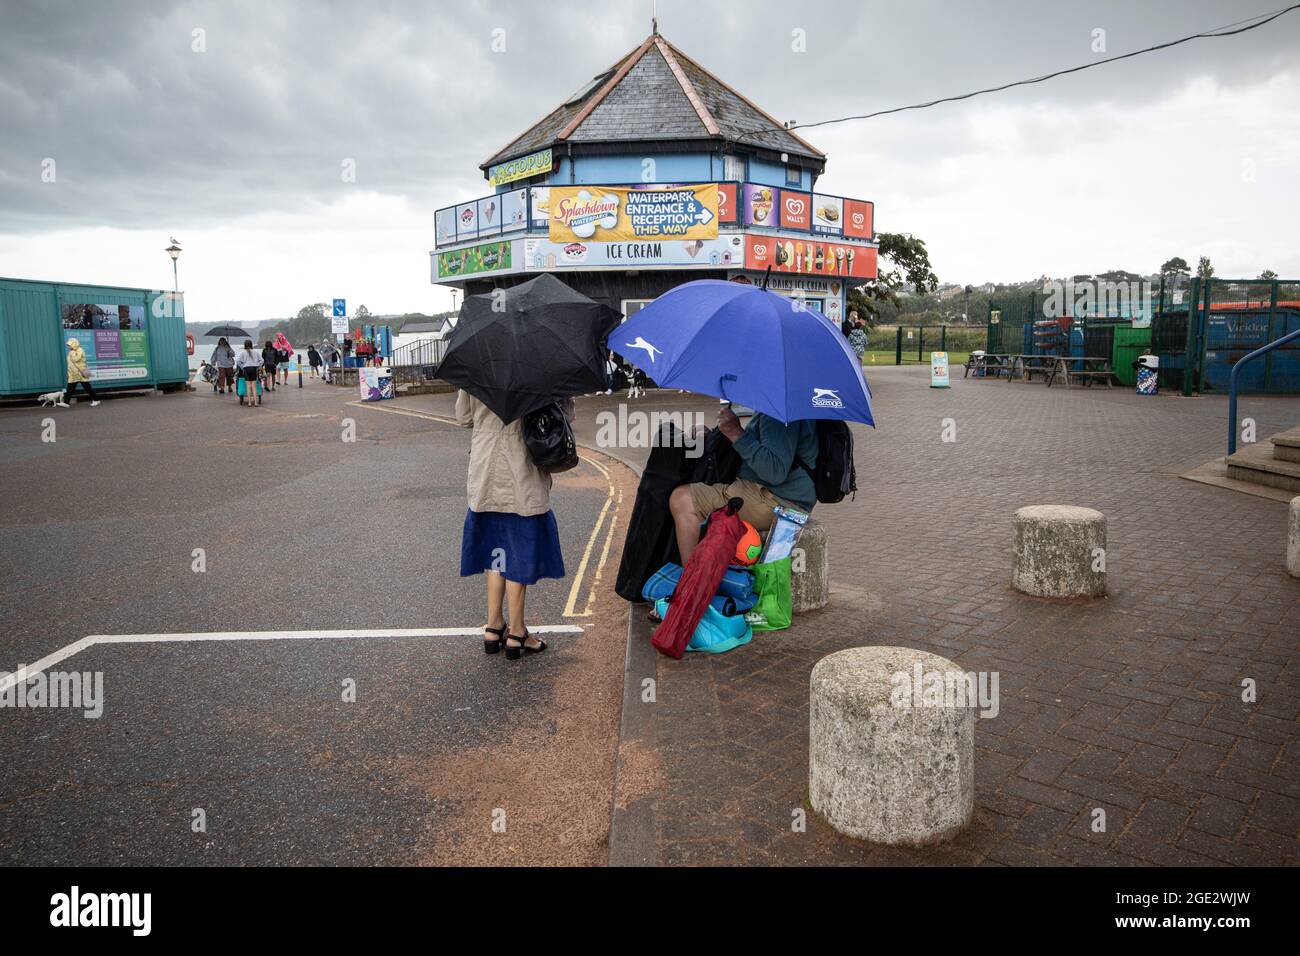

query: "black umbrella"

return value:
[205, 324, 251, 338]
[437, 274, 621, 423]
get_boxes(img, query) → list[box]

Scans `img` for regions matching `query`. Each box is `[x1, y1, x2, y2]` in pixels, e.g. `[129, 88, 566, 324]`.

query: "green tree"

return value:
[1197, 256, 1214, 280]
[262, 303, 329, 345]
[1160, 256, 1190, 277]
[1258, 269, 1278, 280]
[847, 232, 939, 326]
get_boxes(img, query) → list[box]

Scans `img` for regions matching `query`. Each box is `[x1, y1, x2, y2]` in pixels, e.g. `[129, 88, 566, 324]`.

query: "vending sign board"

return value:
[745, 235, 877, 279]
[548, 185, 719, 242]
[843, 199, 874, 239]
[812, 194, 844, 235]
[525, 235, 742, 270]
[741, 184, 778, 227]
[455, 202, 479, 241]
[437, 240, 515, 279]
[715, 182, 738, 225]
[487, 148, 553, 186]
[930, 351, 951, 388]
[779, 190, 812, 230]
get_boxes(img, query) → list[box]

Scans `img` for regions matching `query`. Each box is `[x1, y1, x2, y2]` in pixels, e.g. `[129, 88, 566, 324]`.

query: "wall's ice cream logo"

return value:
[553, 190, 620, 239]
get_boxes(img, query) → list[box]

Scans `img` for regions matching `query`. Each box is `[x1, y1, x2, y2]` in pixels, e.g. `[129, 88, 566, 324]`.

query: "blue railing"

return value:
[1227, 327, 1300, 454]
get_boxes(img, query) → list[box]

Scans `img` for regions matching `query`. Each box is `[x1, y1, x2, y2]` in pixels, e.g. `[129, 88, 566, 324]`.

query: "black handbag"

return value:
[523, 401, 579, 474]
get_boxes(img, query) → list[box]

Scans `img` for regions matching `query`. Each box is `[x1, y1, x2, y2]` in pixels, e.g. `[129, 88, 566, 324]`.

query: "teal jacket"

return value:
[731, 413, 818, 511]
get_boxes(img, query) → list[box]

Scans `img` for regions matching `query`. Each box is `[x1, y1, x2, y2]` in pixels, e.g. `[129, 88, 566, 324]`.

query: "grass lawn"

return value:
[861, 350, 971, 368]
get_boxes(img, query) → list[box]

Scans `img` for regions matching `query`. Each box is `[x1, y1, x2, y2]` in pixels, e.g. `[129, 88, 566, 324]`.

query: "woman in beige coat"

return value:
[457, 390, 573, 660]
[64, 339, 100, 406]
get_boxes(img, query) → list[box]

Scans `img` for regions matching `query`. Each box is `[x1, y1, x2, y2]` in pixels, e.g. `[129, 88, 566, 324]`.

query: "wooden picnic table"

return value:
[963, 353, 1015, 378]
[1045, 355, 1116, 388]
[1009, 354, 1056, 383]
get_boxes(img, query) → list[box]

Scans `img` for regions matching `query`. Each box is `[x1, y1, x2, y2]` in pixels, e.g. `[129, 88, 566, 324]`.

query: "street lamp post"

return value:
[165, 241, 182, 292]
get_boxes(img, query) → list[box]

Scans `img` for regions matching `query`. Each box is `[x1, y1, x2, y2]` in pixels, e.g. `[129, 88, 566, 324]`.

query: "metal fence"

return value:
[980, 279, 1300, 394]
[389, 337, 447, 373]
[862, 325, 989, 364]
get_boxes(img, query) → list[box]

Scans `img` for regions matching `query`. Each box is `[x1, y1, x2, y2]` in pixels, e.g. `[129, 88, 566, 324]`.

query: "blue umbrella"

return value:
[611, 280, 874, 426]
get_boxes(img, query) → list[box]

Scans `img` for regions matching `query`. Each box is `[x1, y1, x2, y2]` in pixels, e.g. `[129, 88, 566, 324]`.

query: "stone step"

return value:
[1226, 439, 1300, 493]
[1270, 425, 1300, 463]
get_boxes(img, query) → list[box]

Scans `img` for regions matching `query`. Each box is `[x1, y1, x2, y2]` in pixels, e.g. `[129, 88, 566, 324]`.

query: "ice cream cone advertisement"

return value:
[744, 235, 877, 279]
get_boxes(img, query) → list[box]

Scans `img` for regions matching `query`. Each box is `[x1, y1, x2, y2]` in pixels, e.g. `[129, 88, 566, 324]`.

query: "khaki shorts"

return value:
[688, 478, 797, 532]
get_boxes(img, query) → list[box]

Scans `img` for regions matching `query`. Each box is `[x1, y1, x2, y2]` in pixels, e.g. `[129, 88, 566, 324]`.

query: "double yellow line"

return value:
[348, 400, 620, 618]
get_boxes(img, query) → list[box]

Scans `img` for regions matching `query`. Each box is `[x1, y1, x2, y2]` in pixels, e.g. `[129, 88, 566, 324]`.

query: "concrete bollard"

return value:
[792, 518, 829, 613]
[1289, 496, 1300, 579]
[1012, 505, 1107, 598]
[810, 646, 974, 845]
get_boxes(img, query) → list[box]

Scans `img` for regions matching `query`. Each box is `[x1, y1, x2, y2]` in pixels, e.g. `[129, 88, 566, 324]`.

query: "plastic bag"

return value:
[747, 557, 793, 632]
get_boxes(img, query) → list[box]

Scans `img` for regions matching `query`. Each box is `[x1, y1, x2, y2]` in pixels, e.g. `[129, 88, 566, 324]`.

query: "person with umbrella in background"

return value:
[439, 274, 620, 660]
[611, 277, 874, 564]
[209, 337, 236, 394]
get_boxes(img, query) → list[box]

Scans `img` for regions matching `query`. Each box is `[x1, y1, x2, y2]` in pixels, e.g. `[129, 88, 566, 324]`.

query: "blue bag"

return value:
[642, 562, 756, 614]
[653, 598, 752, 654]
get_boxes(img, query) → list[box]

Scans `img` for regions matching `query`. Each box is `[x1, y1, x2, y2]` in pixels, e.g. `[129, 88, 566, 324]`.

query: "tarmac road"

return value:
[0, 378, 636, 865]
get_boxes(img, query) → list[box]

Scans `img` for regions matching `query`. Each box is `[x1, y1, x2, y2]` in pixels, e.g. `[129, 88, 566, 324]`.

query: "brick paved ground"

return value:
[621, 367, 1300, 865]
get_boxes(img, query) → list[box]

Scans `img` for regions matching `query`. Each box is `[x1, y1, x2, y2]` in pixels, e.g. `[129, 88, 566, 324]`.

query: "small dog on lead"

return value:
[38, 390, 67, 407]
[626, 367, 647, 400]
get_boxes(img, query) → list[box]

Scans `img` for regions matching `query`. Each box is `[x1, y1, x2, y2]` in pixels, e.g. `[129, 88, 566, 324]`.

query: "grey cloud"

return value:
[0, 0, 1296, 234]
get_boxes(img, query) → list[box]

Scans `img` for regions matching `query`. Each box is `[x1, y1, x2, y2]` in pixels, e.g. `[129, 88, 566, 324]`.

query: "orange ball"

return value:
[734, 522, 763, 566]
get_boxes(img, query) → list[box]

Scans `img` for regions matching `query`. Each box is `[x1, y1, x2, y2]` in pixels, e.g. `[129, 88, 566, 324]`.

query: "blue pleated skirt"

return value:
[460, 509, 565, 585]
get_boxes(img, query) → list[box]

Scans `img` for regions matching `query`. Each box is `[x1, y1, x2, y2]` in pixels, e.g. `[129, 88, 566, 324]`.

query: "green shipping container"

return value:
[0, 277, 189, 397]
[1111, 326, 1151, 387]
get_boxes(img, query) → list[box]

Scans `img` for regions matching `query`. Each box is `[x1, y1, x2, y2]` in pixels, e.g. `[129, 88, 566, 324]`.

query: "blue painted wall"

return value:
[490, 150, 814, 190]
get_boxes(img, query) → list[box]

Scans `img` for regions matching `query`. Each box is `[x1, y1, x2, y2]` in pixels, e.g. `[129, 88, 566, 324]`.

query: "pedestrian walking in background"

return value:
[261, 340, 279, 391]
[235, 339, 261, 408]
[211, 337, 236, 394]
[63, 338, 99, 407]
[274, 332, 293, 384]
[844, 310, 868, 358]
[308, 345, 322, 377]
[457, 390, 572, 660]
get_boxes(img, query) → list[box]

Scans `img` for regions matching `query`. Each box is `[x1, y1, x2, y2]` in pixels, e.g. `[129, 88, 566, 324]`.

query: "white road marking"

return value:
[0, 626, 584, 692]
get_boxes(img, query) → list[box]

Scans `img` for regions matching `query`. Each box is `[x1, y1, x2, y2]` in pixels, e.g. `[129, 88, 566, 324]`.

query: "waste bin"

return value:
[358, 367, 394, 401]
[1134, 353, 1158, 396]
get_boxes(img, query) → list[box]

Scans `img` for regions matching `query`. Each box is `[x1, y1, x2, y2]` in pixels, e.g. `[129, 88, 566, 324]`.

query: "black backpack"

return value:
[798, 420, 857, 503]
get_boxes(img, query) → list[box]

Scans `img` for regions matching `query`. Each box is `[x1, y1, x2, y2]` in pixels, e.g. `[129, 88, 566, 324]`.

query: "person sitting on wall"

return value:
[668, 406, 818, 563]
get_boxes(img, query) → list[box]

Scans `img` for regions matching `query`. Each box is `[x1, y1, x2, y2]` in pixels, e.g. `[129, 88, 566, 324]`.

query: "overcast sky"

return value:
[1, 0, 1297, 322]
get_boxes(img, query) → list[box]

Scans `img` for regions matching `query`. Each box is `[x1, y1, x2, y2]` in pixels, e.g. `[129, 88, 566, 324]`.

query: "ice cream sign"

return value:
[549, 184, 718, 242]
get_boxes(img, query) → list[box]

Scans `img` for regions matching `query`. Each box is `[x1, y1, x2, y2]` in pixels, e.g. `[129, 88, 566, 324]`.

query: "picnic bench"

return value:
[1044, 356, 1116, 389]
[1009, 354, 1055, 383]
[963, 353, 1014, 379]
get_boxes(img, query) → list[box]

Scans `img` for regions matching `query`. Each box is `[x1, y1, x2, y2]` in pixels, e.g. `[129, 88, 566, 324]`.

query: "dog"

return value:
[38, 389, 66, 407]
[626, 367, 647, 400]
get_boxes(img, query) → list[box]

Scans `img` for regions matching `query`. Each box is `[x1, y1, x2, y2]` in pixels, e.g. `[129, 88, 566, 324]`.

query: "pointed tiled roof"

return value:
[481, 34, 824, 173]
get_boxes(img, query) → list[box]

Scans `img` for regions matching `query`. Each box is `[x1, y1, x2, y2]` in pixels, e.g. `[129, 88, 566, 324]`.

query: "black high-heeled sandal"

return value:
[483, 625, 506, 655]
[504, 629, 547, 661]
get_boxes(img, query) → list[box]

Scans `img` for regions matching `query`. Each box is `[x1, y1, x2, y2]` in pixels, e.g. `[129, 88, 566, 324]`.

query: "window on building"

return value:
[785, 165, 801, 186]
[723, 154, 745, 182]
[621, 299, 653, 322]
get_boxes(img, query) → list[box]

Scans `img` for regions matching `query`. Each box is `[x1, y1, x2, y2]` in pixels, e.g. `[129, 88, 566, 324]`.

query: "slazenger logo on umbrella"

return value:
[811, 387, 844, 408]
[624, 337, 662, 363]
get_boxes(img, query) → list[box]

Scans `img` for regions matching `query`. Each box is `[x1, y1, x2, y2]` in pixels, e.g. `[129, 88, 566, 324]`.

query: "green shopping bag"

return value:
[747, 557, 793, 632]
